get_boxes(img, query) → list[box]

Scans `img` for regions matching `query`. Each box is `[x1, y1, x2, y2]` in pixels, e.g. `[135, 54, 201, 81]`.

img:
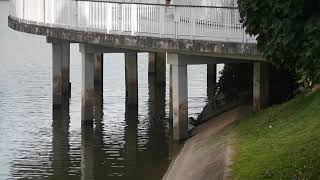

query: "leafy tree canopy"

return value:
[238, 0, 320, 87]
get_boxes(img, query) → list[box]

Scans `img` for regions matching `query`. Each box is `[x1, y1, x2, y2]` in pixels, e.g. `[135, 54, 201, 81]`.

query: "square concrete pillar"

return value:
[168, 53, 189, 140]
[156, 52, 166, 86]
[148, 52, 156, 75]
[94, 53, 103, 95]
[81, 52, 95, 125]
[148, 52, 166, 86]
[169, 65, 173, 120]
[125, 52, 138, 107]
[52, 41, 70, 108]
[207, 64, 217, 101]
[253, 62, 269, 111]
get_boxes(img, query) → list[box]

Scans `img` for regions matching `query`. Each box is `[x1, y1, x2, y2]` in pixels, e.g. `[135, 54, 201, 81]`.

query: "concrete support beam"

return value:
[81, 52, 95, 125]
[253, 62, 269, 111]
[52, 41, 70, 108]
[168, 53, 188, 140]
[94, 53, 103, 95]
[207, 64, 217, 101]
[125, 53, 138, 107]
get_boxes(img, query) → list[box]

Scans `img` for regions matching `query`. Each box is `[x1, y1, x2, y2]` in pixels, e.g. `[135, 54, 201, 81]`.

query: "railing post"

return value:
[174, 6, 178, 39]
[119, 3, 123, 33]
[191, 7, 195, 40]
[43, 0, 46, 24]
[160, 6, 165, 38]
[22, 0, 25, 20]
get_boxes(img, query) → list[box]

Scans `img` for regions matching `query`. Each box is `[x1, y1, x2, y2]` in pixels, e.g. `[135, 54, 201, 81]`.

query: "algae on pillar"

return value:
[125, 52, 138, 107]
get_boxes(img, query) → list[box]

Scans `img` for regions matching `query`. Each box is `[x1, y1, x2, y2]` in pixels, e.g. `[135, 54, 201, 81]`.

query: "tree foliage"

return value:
[238, 0, 320, 87]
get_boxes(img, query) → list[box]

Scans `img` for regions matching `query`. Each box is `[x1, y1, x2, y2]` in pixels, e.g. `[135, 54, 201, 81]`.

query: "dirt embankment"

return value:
[163, 107, 249, 180]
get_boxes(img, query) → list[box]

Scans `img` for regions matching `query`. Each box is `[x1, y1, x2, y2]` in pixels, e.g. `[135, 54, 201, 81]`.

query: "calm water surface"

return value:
[0, 1, 222, 179]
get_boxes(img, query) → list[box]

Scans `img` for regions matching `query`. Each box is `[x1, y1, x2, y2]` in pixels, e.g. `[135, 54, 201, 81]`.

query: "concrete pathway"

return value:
[163, 106, 249, 180]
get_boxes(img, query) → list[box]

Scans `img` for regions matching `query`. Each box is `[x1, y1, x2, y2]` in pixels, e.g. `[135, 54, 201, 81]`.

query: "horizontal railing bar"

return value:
[75, 0, 238, 9]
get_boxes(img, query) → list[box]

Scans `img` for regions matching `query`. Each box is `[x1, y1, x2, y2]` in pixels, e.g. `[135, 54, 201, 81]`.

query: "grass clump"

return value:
[232, 92, 320, 179]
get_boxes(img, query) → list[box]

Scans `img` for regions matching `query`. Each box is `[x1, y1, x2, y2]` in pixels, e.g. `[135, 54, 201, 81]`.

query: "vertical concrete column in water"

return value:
[125, 53, 138, 107]
[148, 52, 166, 85]
[81, 52, 95, 125]
[148, 52, 156, 75]
[168, 53, 188, 140]
[94, 53, 104, 95]
[156, 52, 166, 86]
[169, 65, 173, 120]
[52, 41, 70, 108]
[207, 64, 217, 100]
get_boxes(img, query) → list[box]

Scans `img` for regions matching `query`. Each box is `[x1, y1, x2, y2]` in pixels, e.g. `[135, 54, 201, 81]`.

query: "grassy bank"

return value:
[231, 92, 320, 179]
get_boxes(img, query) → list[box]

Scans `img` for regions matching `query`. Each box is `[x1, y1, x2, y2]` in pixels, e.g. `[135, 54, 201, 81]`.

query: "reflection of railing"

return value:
[9, 0, 256, 43]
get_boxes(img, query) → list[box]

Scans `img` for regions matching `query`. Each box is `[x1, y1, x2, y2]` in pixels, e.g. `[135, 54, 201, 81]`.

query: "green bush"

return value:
[238, 0, 320, 87]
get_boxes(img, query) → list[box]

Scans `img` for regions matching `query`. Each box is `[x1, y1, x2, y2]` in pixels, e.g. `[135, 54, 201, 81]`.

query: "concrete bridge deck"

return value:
[8, 0, 268, 140]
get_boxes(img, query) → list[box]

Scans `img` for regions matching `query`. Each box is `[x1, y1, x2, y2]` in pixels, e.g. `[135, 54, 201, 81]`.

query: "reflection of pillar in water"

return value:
[124, 105, 138, 179]
[81, 126, 95, 180]
[51, 96, 71, 178]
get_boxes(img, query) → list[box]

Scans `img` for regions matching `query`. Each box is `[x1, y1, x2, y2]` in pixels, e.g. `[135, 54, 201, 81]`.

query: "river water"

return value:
[0, 1, 222, 179]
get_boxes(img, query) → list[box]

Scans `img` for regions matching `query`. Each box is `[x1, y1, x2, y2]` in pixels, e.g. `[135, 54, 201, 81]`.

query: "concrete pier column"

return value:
[169, 65, 173, 120]
[52, 42, 70, 107]
[168, 53, 188, 140]
[81, 52, 95, 125]
[125, 53, 138, 107]
[156, 52, 166, 86]
[94, 53, 103, 95]
[148, 52, 166, 85]
[148, 52, 156, 75]
[207, 64, 217, 101]
[253, 62, 269, 111]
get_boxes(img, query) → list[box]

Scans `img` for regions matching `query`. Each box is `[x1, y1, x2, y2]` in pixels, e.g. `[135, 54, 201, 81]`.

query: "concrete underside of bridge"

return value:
[9, 16, 269, 141]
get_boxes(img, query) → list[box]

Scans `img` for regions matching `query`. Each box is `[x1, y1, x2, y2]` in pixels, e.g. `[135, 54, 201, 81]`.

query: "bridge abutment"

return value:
[52, 41, 70, 108]
[125, 52, 138, 108]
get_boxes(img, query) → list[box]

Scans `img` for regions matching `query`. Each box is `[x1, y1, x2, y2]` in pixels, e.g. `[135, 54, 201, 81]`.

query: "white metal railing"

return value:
[9, 0, 256, 43]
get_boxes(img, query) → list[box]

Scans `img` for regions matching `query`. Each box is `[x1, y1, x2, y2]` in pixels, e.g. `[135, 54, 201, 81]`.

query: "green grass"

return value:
[231, 92, 320, 179]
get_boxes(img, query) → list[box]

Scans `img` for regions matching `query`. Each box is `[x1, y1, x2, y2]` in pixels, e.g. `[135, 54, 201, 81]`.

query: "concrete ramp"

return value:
[163, 106, 249, 180]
